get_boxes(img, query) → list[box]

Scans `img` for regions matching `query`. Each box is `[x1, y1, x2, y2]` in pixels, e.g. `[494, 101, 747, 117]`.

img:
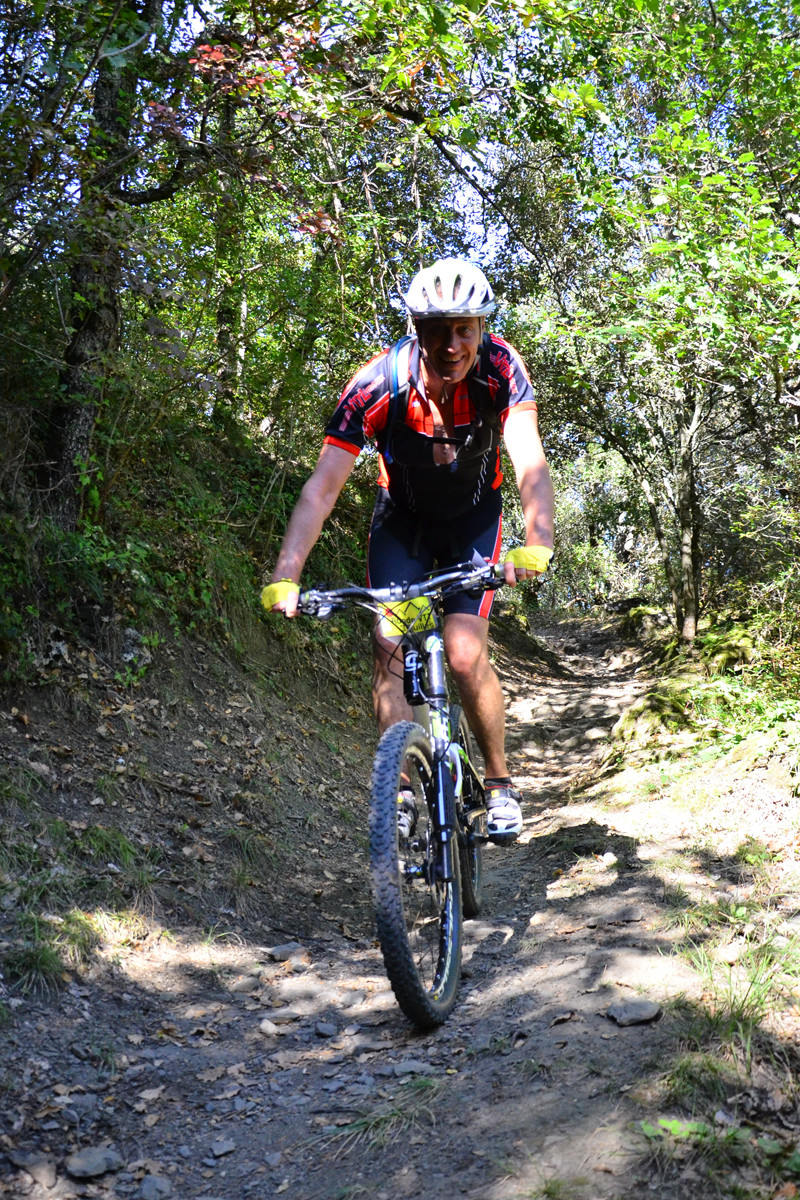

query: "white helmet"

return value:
[404, 257, 495, 318]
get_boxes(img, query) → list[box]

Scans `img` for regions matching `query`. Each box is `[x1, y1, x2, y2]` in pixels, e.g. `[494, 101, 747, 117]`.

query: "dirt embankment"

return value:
[2, 614, 799, 1200]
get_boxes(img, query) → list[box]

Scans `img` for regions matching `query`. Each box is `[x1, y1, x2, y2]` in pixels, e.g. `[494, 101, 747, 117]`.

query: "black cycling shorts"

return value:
[367, 488, 503, 620]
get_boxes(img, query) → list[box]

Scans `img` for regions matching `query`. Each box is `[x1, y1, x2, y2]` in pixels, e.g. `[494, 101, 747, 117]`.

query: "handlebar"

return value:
[297, 556, 505, 620]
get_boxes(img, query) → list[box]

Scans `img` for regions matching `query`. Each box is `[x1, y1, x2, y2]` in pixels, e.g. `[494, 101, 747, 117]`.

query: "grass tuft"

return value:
[662, 1051, 740, 1110]
[318, 1078, 442, 1157]
[3, 940, 64, 994]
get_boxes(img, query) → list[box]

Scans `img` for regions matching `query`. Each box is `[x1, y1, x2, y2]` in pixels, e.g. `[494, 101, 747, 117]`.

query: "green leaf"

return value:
[657, 1118, 711, 1140]
[784, 1149, 800, 1175]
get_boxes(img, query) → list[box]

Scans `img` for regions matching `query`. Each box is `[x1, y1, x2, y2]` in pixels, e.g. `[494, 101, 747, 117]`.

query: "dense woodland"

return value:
[3, 12, 800, 1187]
[1, 0, 799, 672]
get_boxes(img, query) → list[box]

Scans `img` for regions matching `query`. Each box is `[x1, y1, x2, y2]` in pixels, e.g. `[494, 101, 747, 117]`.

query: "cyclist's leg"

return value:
[442, 613, 522, 838]
[443, 614, 522, 841]
[440, 496, 523, 841]
[438, 490, 505, 773]
[442, 612, 507, 778]
[372, 630, 412, 733]
[367, 491, 434, 734]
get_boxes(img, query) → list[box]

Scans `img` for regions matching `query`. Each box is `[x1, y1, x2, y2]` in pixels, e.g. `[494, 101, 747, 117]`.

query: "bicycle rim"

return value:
[451, 703, 485, 919]
[369, 721, 462, 1029]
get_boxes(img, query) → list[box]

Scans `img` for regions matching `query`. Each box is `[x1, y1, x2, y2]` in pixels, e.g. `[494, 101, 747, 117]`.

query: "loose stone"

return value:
[139, 1174, 173, 1200]
[267, 1007, 302, 1024]
[270, 942, 308, 962]
[65, 1146, 124, 1179]
[394, 1059, 431, 1075]
[210, 1140, 236, 1158]
[229, 975, 261, 993]
[607, 998, 661, 1026]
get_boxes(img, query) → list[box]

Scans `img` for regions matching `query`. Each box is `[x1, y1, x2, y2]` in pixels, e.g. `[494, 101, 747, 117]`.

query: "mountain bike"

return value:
[298, 555, 505, 1030]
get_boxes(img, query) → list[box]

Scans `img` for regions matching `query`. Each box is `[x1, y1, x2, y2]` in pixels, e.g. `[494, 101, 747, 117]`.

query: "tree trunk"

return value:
[213, 98, 247, 437]
[45, 58, 127, 529]
[676, 385, 702, 644]
[636, 473, 683, 630]
[46, 233, 120, 529]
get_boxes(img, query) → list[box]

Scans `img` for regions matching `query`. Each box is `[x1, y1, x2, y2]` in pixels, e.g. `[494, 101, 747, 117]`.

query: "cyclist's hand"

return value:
[503, 545, 553, 586]
[260, 578, 300, 617]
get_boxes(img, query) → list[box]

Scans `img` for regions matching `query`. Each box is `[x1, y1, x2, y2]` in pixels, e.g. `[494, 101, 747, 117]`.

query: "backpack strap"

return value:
[466, 332, 499, 431]
[382, 334, 414, 466]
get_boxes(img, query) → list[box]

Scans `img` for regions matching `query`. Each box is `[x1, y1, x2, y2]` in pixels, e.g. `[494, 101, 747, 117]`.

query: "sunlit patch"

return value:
[545, 853, 619, 902]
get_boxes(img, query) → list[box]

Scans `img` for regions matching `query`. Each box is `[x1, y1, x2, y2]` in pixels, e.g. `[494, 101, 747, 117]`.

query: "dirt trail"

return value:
[2, 617, 796, 1200]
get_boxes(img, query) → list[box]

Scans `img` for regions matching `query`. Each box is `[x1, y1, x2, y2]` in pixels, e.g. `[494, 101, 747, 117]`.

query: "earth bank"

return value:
[1, 611, 799, 1200]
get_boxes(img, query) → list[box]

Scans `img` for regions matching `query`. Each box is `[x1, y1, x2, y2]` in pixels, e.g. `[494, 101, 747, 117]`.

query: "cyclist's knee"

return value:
[445, 632, 489, 682]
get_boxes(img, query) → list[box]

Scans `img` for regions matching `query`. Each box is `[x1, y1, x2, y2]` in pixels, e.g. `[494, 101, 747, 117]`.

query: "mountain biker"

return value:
[261, 258, 554, 843]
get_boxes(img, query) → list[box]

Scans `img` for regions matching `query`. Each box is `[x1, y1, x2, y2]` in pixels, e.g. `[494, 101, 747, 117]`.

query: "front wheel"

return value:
[369, 721, 463, 1029]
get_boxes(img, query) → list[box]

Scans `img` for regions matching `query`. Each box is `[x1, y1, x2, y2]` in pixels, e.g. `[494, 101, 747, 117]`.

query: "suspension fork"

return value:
[423, 632, 456, 883]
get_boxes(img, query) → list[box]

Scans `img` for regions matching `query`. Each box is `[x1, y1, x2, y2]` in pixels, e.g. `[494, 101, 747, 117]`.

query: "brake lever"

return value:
[298, 591, 336, 619]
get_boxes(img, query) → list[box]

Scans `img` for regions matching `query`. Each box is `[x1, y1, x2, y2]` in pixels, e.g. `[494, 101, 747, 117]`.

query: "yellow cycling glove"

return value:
[260, 579, 300, 611]
[504, 545, 554, 574]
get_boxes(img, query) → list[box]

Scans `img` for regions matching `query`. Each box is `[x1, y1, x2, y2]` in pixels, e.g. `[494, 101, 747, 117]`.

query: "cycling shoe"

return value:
[397, 789, 418, 840]
[485, 784, 523, 845]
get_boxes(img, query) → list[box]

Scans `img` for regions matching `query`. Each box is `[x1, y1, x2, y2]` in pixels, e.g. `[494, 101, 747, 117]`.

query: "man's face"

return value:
[415, 316, 482, 386]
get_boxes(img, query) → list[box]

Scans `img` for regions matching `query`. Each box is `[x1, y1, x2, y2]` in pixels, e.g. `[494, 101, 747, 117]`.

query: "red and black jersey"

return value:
[323, 334, 538, 518]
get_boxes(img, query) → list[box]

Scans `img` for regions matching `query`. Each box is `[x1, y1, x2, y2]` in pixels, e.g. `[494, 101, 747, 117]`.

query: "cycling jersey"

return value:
[323, 334, 538, 519]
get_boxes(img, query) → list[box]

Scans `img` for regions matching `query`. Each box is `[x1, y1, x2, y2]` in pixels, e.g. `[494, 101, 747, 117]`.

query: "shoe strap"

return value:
[486, 784, 519, 804]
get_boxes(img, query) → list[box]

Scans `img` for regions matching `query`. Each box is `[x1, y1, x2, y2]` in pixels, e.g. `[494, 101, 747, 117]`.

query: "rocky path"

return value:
[2, 618, 769, 1200]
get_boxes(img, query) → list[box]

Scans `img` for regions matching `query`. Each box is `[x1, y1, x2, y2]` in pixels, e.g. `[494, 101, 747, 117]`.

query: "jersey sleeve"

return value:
[323, 352, 390, 455]
[486, 336, 538, 428]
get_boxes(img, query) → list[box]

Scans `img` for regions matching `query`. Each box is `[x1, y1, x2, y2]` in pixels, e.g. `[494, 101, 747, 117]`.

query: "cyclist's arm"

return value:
[268, 443, 357, 616]
[502, 406, 555, 586]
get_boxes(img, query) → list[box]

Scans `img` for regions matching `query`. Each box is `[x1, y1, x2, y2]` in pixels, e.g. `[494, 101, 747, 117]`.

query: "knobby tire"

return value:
[369, 721, 463, 1029]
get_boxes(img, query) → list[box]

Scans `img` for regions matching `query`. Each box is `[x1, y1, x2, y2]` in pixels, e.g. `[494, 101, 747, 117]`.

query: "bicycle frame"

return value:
[411, 624, 458, 882]
[405, 623, 490, 883]
[299, 556, 501, 881]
